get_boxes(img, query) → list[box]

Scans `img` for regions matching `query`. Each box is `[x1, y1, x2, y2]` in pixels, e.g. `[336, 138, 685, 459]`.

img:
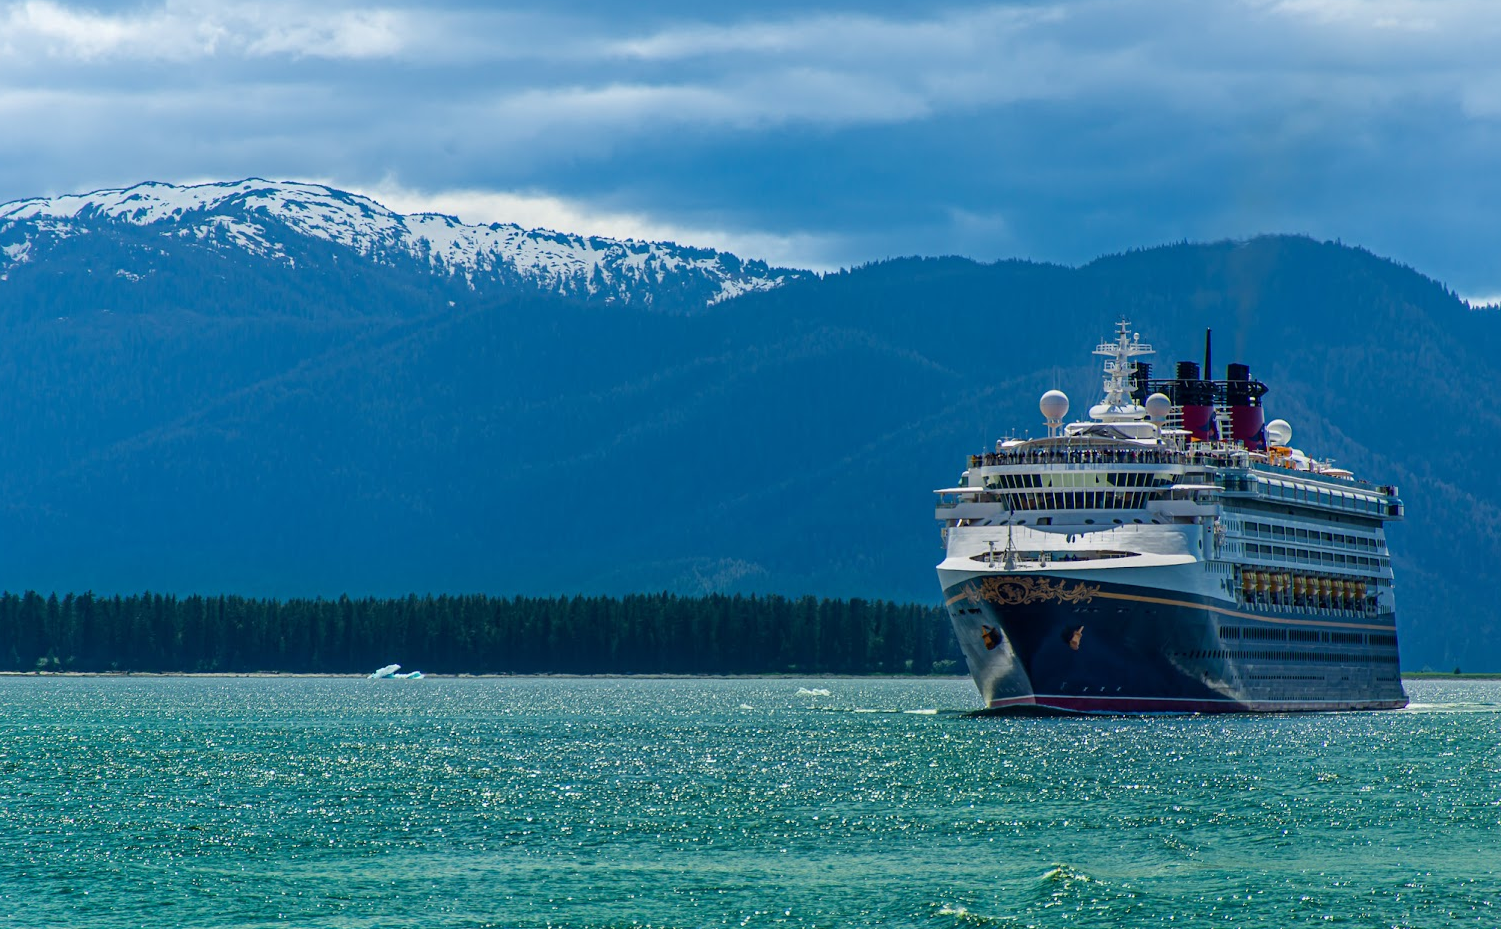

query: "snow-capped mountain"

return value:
[0, 179, 806, 309]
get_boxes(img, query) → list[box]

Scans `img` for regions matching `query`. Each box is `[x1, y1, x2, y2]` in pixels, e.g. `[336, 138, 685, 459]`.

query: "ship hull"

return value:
[941, 572, 1407, 714]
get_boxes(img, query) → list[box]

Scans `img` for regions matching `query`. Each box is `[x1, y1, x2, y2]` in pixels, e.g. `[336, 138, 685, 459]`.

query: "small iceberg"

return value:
[796, 687, 831, 696]
[369, 664, 423, 680]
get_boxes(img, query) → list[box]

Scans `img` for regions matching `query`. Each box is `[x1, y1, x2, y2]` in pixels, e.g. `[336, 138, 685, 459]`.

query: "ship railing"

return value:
[969, 549, 1135, 565]
[1243, 461, 1395, 495]
[971, 448, 1182, 467]
[1238, 592, 1381, 617]
[1218, 472, 1399, 519]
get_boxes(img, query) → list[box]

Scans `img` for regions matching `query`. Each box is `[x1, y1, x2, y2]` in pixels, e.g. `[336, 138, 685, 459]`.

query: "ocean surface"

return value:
[0, 677, 1496, 928]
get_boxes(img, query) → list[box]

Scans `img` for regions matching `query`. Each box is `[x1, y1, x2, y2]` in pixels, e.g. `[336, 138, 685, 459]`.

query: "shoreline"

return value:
[0, 671, 975, 680]
[3, 671, 1496, 681]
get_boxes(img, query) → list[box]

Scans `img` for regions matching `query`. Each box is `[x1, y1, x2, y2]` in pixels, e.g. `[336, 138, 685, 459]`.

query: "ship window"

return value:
[1273, 546, 1286, 558]
[1296, 529, 1308, 541]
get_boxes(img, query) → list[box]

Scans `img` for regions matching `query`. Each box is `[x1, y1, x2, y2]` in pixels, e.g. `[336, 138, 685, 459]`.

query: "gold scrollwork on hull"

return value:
[963, 576, 1101, 607]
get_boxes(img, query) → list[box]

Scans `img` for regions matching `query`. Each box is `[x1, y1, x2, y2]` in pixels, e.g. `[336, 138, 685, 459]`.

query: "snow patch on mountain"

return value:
[0, 179, 804, 307]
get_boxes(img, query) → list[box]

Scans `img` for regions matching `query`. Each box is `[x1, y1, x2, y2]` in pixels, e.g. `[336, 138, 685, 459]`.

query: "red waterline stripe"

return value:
[989, 693, 1407, 714]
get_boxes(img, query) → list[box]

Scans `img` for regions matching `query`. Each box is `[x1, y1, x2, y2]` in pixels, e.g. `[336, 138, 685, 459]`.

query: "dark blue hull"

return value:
[942, 573, 1406, 713]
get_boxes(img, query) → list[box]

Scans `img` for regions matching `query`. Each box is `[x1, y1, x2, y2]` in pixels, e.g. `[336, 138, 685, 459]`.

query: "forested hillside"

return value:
[0, 591, 958, 676]
[0, 210, 1492, 670]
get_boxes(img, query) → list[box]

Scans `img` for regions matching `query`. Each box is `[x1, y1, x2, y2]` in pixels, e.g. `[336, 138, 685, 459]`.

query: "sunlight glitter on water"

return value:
[0, 677, 1496, 928]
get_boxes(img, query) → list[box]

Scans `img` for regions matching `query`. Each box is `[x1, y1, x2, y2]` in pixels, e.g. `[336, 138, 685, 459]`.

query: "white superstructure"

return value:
[934, 321, 1405, 713]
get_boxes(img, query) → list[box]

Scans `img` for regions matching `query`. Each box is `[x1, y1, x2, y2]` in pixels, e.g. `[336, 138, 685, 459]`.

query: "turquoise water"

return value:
[0, 677, 1497, 928]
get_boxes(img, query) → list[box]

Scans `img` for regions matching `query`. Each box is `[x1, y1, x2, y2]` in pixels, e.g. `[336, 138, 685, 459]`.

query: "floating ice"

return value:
[796, 688, 831, 696]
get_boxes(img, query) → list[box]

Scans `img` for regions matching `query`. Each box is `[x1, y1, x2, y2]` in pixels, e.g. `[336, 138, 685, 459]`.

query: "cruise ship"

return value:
[935, 322, 1406, 713]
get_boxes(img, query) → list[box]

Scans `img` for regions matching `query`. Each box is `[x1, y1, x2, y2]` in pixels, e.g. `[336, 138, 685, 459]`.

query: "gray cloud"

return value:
[2, 0, 1501, 288]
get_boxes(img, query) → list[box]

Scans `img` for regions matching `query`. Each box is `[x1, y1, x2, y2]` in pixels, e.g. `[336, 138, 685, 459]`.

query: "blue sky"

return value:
[3, 0, 1500, 296]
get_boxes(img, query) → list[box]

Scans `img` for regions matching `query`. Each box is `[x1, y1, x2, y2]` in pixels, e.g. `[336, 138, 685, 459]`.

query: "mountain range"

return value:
[0, 179, 802, 311]
[0, 179, 1493, 671]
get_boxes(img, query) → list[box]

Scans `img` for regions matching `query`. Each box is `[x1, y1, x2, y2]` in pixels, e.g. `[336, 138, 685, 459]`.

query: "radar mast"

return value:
[1090, 319, 1154, 422]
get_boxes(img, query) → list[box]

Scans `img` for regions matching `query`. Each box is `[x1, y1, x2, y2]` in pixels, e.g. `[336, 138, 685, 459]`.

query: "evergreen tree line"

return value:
[0, 590, 964, 676]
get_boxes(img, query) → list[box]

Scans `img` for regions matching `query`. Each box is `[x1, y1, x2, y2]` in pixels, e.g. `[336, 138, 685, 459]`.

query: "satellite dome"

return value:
[1144, 392, 1172, 422]
[1040, 390, 1069, 423]
[1266, 419, 1293, 447]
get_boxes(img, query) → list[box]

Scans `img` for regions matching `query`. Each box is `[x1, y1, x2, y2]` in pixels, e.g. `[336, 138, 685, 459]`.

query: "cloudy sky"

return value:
[3, 0, 1500, 294]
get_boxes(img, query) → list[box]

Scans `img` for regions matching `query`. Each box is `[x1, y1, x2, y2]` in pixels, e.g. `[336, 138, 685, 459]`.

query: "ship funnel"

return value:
[1131, 362, 1152, 404]
[1226, 362, 1267, 451]
[1175, 361, 1216, 442]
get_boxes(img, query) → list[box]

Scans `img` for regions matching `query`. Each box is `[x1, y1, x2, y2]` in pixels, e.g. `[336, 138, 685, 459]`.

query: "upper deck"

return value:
[937, 320, 1403, 528]
[948, 436, 1402, 523]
